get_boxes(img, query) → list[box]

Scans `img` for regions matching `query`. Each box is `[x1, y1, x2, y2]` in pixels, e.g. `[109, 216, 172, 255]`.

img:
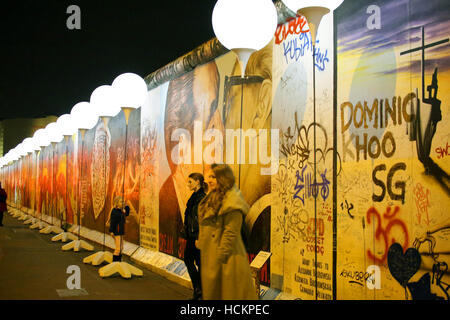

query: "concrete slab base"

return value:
[99, 261, 143, 279]
[61, 239, 94, 252]
[11, 211, 22, 218]
[40, 225, 63, 234]
[18, 214, 28, 221]
[83, 251, 113, 266]
[23, 217, 37, 225]
[51, 232, 78, 242]
[9, 210, 20, 218]
[30, 221, 47, 230]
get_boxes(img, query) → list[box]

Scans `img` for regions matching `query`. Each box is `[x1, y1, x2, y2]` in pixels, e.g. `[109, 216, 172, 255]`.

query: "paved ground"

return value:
[0, 212, 193, 300]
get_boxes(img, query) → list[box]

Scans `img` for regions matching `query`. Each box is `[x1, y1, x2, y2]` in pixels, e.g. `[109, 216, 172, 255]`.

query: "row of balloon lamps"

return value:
[1, 0, 346, 199]
[1, 0, 346, 212]
[0, 72, 147, 169]
[0, 0, 345, 281]
[0, 72, 148, 279]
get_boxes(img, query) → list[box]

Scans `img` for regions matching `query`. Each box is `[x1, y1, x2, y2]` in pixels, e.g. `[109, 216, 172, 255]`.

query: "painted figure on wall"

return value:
[96, 111, 141, 245]
[222, 42, 273, 259]
[160, 61, 220, 258]
[91, 122, 111, 220]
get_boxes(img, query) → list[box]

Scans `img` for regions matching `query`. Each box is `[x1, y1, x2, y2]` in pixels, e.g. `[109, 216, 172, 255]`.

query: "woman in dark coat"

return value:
[109, 196, 130, 262]
[182, 173, 207, 300]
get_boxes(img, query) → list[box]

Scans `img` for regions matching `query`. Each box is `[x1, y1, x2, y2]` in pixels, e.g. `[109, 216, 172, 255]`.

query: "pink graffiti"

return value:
[413, 183, 431, 226]
[366, 206, 409, 264]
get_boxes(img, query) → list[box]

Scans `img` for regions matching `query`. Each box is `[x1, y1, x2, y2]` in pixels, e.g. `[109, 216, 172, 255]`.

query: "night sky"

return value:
[336, 0, 450, 74]
[1, 0, 217, 120]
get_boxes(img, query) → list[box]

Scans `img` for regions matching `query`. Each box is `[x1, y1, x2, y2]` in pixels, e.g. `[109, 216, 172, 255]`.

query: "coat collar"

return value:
[199, 186, 249, 221]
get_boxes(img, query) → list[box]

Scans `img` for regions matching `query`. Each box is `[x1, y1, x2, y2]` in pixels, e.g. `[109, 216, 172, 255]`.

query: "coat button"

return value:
[212, 234, 215, 238]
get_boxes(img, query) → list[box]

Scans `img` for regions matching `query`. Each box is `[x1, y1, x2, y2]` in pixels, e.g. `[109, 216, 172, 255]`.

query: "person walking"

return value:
[181, 173, 207, 300]
[109, 196, 130, 262]
[0, 182, 6, 227]
[196, 164, 257, 300]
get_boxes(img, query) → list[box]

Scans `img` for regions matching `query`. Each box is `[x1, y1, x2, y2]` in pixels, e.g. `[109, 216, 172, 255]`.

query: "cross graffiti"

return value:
[400, 26, 449, 101]
[400, 26, 450, 192]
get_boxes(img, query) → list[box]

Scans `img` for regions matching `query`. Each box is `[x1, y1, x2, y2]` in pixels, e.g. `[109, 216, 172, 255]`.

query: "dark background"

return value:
[0, 0, 217, 120]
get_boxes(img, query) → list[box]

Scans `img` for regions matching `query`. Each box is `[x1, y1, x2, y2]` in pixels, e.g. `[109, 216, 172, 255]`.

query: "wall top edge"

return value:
[144, 0, 296, 91]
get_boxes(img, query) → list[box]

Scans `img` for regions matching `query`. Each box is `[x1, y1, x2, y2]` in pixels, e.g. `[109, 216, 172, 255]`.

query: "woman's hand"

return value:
[195, 240, 199, 249]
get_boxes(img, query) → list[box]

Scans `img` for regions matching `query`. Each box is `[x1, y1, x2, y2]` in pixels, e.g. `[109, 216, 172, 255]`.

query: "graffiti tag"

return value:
[366, 206, 409, 264]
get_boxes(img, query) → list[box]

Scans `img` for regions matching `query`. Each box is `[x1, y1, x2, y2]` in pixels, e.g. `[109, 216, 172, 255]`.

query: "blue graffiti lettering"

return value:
[282, 33, 329, 71]
[294, 165, 330, 204]
[314, 46, 329, 72]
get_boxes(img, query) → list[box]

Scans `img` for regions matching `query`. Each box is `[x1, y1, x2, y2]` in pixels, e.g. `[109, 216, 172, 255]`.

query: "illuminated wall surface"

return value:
[1, 0, 449, 300]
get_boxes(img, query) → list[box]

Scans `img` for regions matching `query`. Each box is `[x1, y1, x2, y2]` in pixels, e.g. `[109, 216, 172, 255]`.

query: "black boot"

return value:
[192, 288, 202, 300]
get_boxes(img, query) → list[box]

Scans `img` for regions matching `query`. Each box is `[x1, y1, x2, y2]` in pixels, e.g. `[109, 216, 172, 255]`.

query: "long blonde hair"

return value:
[200, 164, 235, 214]
[113, 196, 125, 209]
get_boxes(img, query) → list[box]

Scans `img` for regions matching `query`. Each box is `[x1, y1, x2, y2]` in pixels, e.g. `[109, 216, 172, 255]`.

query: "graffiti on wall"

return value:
[1, 0, 449, 302]
[337, 0, 450, 300]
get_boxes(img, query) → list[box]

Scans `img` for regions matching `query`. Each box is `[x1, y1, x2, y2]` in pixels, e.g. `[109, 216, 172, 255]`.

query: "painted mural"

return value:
[336, 0, 449, 300]
[140, 43, 273, 285]
[1, 0, 448, 301]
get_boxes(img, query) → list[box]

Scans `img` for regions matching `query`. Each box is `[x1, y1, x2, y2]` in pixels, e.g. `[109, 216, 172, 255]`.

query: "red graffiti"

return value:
[413, 183, 431, 225]
[366, 206, 409, 264]
[178, 238, 186, 259]
[159, 233, 174, 256]
[435, 142, 449, 159]
[248, 253, 270, 284]
[275, 15, 309, 45]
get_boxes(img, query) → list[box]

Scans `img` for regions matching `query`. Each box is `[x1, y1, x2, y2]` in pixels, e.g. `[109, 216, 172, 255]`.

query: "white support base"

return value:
[18, 213, 29, 221]
[50, 226, 64, 234]
[62, 239, 94, 252]
[30, 221, 47, 230]
[23, 217, 37, 225]
[83, 251, 113, 266]
[11, 210, 21, 218]
[99, 261, 143, 279]
[39, 225, 53, 234]
[51, 232, 78, 243]
[39, 225, 63, 234]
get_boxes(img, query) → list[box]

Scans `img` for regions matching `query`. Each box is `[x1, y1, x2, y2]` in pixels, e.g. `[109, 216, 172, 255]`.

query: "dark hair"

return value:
[200, 164, 235, 214]
[188, 172, 208, 192]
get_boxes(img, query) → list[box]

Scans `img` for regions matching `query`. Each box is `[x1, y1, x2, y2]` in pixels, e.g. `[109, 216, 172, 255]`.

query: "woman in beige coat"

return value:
[196, 164, 257, 300]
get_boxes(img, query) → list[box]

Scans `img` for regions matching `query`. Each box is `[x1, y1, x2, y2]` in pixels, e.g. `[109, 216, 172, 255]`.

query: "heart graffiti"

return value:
[387, 243, 421, 288]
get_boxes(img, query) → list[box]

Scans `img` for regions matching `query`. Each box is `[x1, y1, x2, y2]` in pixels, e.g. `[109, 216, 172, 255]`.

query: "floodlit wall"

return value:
[1, 0, 448, 300]
[335, 0, 449, 300]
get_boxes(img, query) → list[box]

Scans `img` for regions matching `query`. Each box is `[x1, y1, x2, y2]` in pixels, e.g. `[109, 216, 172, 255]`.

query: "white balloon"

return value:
[33, 128, 51, 148]
[282, 0, 344, 12]
[90, 85, 121, 118]
[112, 73, 148, 110]
[212, 0, 277, 51]
[70, 102, 99, 130]
[56, 114, 77, 136]
[45, 122, 63, 143]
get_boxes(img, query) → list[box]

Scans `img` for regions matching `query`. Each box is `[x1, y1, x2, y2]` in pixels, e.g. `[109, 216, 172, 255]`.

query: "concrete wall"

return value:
[1, 0, 449, 300]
